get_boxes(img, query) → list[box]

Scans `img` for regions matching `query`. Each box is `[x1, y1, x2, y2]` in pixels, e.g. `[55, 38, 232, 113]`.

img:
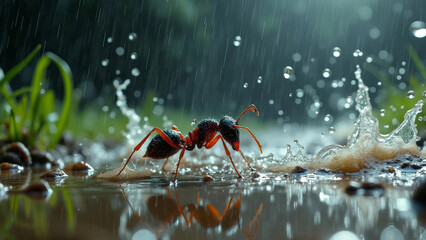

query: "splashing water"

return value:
[266, 66, 423, 173]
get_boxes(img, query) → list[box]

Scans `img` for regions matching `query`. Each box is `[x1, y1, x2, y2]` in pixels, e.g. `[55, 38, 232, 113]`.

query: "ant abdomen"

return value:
[145, 130, 184, 159]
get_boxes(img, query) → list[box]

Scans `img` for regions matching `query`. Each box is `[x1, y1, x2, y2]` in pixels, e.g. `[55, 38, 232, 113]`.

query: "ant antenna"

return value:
[236, 104, 259, 124]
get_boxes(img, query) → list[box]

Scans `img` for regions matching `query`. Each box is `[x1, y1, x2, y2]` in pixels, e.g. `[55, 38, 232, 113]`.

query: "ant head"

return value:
[219, 115, 240, 150]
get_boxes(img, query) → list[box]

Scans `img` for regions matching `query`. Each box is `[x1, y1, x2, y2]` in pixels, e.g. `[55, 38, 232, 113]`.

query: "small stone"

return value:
[24, 180, 53, 195]
[400, 162, 410, 168]
[0, 152, 22, 166]
[202, 175, 214, 182]
[4, 142, 31, 166]
[40, 169, 68, 179]
[0, 162, 23, 170]
[64, 161, 94, 171]
[411, 163, 422, 169]
[31, 150, 55, 165]
[291, 166, 307, 173]
[251, 172, 261, 178]
[345, 181, 361, 196]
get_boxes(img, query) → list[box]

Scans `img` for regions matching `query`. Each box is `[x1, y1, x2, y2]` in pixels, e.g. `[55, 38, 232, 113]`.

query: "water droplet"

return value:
[130, 52, 137, 60]
[322, 68, 331, 78]
[409, 21, 426, 38]
[423, 90, 426, 98]
[269, 99, 274, 105]
[292, 52, 302, 62]
[191, 119, 197, 126]
[233, 36, 241, 47]
[101, 59, 109, 67]
[353, 49, 363, 57]
[102, 105, 109, 112]
[278, 110, 284, 116]
[328, 127, 335, 134]
[402, 61, 406, 66]
[257, 76, 262, 83]
[128, 32, 137, 41]
[243, 82, 248, 88]
[107, 37, 113, 43]
[131, 68, 140, 77]
[289, 93, 293, 97]
[115, 69, 121, 75]
[296, 89, 304, 98]
[115, 47, 125, 56]
[366, 57, 373, 63]
[283, 66, 294, 80]
[407, 90, 415, 99]
[332, 47, 341, 57]
[380, 109, 386, 117]
[324, 114, 333, 123]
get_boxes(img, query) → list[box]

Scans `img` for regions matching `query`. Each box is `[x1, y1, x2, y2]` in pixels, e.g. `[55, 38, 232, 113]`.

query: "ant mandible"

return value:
[117, 104, 262, 181]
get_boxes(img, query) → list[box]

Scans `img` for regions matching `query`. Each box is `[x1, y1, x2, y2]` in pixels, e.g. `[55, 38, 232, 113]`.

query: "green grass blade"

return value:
[29, 56, 51, 135]
[44, 53, 73, 150]
[0, 45, 41, 90]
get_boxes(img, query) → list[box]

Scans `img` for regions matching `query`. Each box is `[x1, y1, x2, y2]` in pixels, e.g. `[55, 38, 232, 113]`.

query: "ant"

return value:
[117, 104, 262, 181]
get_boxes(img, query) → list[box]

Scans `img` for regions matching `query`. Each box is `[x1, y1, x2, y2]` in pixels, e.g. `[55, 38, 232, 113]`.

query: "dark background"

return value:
[1, 0, 425, 123]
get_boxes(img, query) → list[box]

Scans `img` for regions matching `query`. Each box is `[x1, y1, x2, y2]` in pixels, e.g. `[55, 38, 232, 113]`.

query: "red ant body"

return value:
[117, 104, 262, 181]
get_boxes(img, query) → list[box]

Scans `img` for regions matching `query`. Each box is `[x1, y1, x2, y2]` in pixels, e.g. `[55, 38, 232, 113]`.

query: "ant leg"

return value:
[205, 135, 242, 178]
[172, 125, 185, 142]
[117, 128, 181, 176]
[173, 137, 193, 182]
[243, 203, 264, 238]
[161, 158, 169, 171]
[233, 125, 262, 153]
[238, 149, 254, 170]
[236, 104, 259, 124]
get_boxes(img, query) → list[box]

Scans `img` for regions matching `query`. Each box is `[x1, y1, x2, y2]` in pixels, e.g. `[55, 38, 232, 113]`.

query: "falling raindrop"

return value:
[292, 53, 302, 62]
[115, 47, 125, 56]
[257, 76, 262, 83]
[283, 66, 294, 80]
[366, 57, 373, 63]
[107, 37, 113, 43]
[407, 90, 415, 99]
[328, 127, 335, 134]
[233, 36, 241, 46]
[115, 70, 121, 75]
[278, 110, 284, 116]
[380, 109, 386, 117]
[353, 49, 363, 57]
[128, 32, 137, 41]
[101, 59, 109, 67]
[289, 93, 293, 97]
[131, 68, 140, 77]
[409, 21, 426, 38]
[324, 114, 333, 123]
[322, 68, 331, 78]
[269, 99, 274, 105]
[243, 82, 248, 88]
[332, 47, 341, 57]
[296, 89, 304, 98]
[130, 52, 137, 60]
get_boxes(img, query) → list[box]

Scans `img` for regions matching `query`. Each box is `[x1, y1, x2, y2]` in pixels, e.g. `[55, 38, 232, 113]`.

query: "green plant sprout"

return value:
[364, 45, 425, 135]
[0, 45, 73, 150]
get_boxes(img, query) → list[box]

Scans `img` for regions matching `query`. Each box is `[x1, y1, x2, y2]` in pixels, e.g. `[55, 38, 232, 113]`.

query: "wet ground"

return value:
[1, 164, 426, 240]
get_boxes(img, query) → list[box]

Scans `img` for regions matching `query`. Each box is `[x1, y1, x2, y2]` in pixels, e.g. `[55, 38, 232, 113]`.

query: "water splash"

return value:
[266, 66, 423, 173]
[113, 79, 147, 146]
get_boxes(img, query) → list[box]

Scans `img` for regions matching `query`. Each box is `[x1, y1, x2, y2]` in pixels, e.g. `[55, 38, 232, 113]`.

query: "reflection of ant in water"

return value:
[117, 105, 263, 181]
[121, 187, 263, 238]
